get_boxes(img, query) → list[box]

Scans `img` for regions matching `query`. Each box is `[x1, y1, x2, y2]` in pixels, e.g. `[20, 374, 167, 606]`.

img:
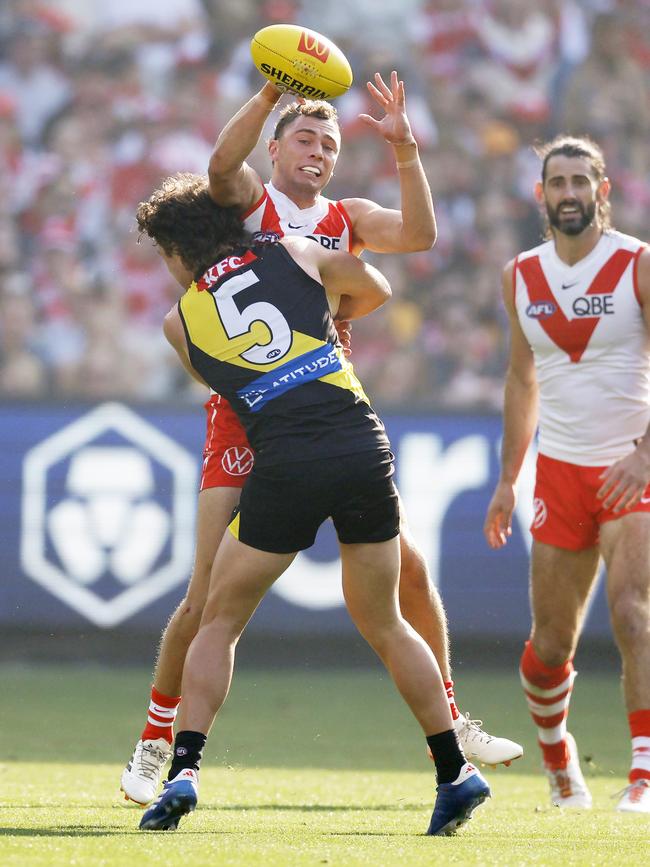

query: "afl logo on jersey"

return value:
[252, 230, 280, 244]
[532, 497, 548, 528]
[526, 301, 556, 319]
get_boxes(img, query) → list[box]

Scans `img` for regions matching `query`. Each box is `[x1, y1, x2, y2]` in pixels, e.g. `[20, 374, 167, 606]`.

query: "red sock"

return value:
[629, 709, 650, 783]
[520, 641, 575, 769]
[444, 680, 460, 721]
[140, 686, 181, 744]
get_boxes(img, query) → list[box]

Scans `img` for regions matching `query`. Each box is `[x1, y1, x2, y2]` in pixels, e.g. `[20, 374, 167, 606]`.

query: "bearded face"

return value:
[546, 198, 596, 236]
[539, 154, 607, 239]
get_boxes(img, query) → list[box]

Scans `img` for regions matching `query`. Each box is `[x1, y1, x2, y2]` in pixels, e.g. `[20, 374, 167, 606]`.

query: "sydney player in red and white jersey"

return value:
[484, 135, 650, 813]
[120, 73, 521, 806]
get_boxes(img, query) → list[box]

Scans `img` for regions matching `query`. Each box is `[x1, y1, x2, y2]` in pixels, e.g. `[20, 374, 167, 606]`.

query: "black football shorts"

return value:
[228, 448, 400, 553]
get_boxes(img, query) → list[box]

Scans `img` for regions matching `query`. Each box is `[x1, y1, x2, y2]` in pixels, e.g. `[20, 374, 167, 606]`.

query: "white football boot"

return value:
[616, 779, 650, 813]
[544, 733, 592, 808]
[454, 712, 524, 767]
[121, 738, 172, 806]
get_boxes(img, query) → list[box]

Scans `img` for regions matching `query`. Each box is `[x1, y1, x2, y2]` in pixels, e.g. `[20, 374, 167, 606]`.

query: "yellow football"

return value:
[250, 24, 353, 101]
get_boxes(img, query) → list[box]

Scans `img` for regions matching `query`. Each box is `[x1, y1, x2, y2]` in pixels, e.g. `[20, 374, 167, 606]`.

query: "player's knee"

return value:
[530, 628, 573, 668]
[360, 622, 402, 659]
[398, 537, 430, 591]
[166, 596, 204, 644]
[350, 607, 400, 652]
[190, 558, 213, 590]
[609, 588, 649, 648]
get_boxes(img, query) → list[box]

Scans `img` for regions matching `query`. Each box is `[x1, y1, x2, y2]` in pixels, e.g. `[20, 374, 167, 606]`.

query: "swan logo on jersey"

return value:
[526, 301, 556, 319]
[221, 446, 254, 476]
[532, 497, 548, 528]
[20, 403, 197, 628]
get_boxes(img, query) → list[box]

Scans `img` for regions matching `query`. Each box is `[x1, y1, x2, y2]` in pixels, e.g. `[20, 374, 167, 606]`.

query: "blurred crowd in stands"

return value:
[0, 0, 648, 411]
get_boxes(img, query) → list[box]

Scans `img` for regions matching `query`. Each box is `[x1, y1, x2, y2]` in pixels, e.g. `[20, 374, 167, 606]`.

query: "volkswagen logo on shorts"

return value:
[532, 497, 548, 528]
[221, 446, 254, 476]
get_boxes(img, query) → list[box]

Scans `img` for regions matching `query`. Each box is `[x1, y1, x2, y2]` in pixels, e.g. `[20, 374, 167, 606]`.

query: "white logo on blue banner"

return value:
[21, 403, 197, 628]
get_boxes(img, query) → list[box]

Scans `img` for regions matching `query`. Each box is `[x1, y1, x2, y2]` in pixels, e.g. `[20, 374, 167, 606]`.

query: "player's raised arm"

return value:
[344, 71, 436, 254]
[484, 260, 539, 549]
[208, 82, 282, 210]
[283, 236, 391, 318]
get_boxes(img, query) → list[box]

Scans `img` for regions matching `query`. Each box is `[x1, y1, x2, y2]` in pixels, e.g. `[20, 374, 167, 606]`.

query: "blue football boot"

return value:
[427, 762, 490, 836]
[139, 768, 198, 831]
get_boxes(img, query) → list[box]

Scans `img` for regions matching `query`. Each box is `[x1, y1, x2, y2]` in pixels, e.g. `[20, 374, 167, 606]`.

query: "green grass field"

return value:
[1, 664, 648, 866]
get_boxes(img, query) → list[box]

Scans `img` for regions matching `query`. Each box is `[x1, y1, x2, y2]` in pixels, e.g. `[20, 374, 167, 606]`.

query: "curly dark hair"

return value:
[272, 100, 339, 140]
[136, 173, 253, 280]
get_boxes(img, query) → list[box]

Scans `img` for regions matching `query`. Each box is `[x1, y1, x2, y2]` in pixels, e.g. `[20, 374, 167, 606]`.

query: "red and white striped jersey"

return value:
[514, 230, 649, 466]
[242, 181, 354, 253]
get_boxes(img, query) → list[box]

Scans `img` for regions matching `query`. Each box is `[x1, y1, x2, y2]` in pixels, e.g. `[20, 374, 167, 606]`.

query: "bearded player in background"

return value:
[484, 135, 650, 813]
[121, 70, 522, 805]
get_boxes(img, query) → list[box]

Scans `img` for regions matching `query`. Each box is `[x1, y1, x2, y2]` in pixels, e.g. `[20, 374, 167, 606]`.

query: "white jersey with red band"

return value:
[515, 230, 649, 466]
[242, 181, 354, 252]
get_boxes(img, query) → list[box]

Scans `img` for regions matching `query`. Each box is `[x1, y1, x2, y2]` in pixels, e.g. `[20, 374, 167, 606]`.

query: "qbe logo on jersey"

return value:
[20, 403, 197, 628]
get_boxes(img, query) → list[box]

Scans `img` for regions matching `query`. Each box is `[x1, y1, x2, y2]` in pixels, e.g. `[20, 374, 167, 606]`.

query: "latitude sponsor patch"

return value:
[237, 343, 342, 411]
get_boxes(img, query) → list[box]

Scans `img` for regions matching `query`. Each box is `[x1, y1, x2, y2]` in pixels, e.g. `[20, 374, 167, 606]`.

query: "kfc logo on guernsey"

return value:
[197, 250, 257, 290]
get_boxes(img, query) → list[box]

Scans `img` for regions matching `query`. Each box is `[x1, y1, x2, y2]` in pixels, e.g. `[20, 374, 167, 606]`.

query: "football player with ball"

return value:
[121, 25, 522, 817]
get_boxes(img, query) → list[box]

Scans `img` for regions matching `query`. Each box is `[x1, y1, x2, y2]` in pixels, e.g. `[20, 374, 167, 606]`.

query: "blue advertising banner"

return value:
[0, 401, 612, 638]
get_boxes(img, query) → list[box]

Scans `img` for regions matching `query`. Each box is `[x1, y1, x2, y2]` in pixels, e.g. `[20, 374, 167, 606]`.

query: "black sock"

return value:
[168, 730, 207, 780]
[426, 729, 466, 784]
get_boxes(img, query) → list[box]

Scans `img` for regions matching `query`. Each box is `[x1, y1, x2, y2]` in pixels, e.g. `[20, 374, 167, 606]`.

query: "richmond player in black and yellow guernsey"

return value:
[136, 173, 490, 836]
[178, 238, 386, 469]
[177, 229, 394, 555]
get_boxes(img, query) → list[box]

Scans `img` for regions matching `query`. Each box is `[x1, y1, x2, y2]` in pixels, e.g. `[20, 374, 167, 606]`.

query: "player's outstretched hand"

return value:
[597, 447, 650, 513]
[484, 481, 516, 549]
[359, 71, 415, 147]
[259, 80, 305, 107]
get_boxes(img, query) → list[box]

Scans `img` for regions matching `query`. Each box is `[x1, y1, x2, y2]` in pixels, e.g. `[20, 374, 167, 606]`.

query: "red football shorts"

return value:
[531, 452, 650, 550]
[200, 394, 254, 491]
